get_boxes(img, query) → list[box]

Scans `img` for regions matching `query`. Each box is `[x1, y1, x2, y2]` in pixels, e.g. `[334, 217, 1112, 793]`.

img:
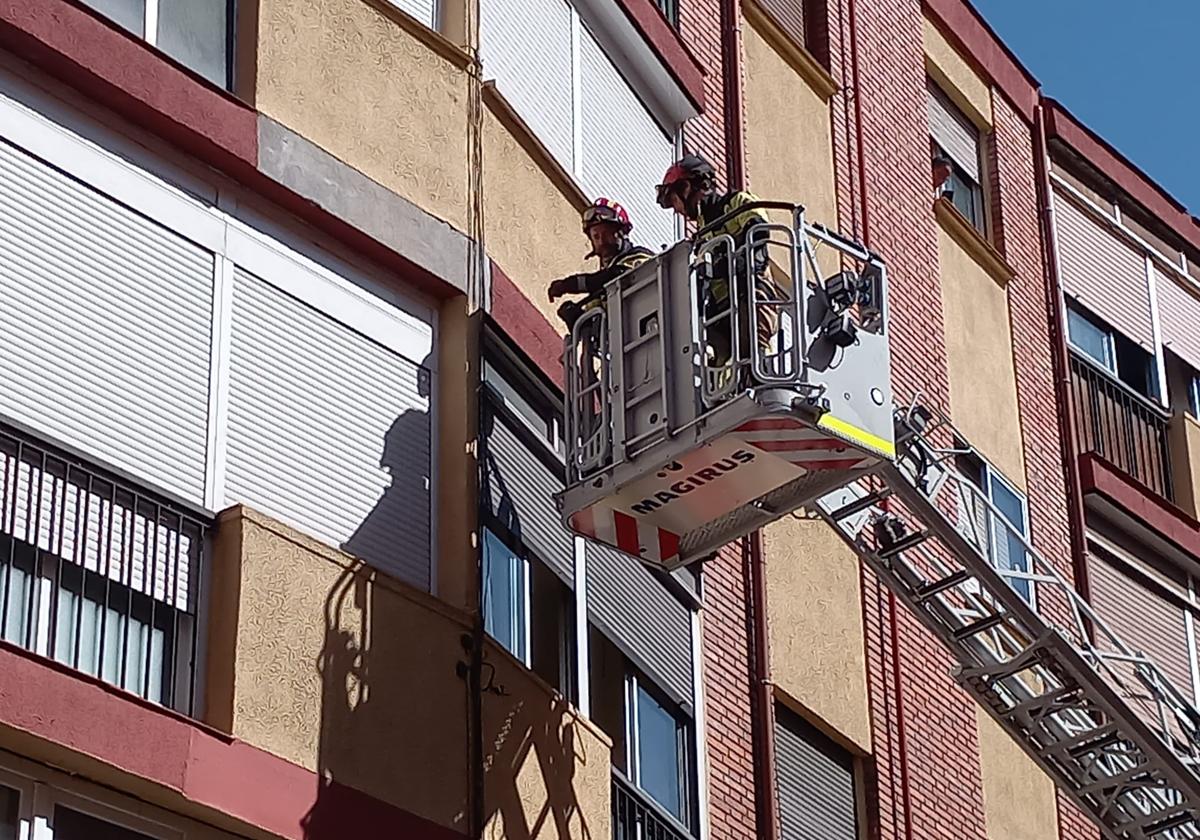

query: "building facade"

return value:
[0, 0, 1198, 839]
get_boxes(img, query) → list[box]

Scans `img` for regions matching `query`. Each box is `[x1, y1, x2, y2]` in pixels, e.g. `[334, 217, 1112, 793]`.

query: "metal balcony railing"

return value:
[612, 770, 691, 840]
[0, 418, 211, 715]
[1068, 351, 1174, 501]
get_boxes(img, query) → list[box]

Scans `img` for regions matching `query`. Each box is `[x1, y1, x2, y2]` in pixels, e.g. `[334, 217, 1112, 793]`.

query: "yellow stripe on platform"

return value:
[817, 414, 896, 460]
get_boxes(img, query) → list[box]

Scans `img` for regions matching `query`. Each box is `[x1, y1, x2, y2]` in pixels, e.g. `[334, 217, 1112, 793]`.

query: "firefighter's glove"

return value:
[548, 274, 586, 301]
[557, 300, 584, 329]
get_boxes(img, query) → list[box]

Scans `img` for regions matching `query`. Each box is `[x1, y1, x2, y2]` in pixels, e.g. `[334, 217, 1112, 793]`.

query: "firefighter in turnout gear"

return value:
[548, 198, 654, 329]
[656, 154, 781, 371]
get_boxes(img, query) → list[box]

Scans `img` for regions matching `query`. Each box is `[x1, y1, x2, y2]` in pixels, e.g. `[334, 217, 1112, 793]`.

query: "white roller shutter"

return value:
[385, 0, 437, 28]
[480, 0, 575, 173]
[224, 268, 433, 590]
[927, 81, 980, 182]
[0, 137, 214, 503]
[579, 26, 676, 250]
[1155, 266, 1200, 372]
[1054, 189, 1154, 350]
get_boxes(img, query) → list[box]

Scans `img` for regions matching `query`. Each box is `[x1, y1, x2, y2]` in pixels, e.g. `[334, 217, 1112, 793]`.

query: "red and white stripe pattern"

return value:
[569, 505, 681, 565]
[734, 417, 870, 471]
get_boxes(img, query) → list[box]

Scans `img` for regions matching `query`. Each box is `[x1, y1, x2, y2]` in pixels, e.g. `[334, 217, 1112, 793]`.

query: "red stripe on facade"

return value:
[736, 418, 806, 432]
[749, 438, 845, 453]
[613, 510, 642, 555]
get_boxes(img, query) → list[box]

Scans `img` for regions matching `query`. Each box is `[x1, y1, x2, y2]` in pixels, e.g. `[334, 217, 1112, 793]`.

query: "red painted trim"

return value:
[489, 262, 566, 389]
[1078, 453, 1200, 560]
[612, 0, 706, 110]
[923, 0, 1039, 123]
[0, 0, 257, 173]
[0, 643, 466, 840]
[1045, 98, 1200, 255]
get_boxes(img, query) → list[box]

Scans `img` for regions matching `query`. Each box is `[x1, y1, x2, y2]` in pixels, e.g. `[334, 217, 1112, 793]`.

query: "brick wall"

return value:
[991, 90, 1098, 840]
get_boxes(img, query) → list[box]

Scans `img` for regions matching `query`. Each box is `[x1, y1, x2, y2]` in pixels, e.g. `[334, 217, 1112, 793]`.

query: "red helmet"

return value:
[583, 198, 632, 234]
[656, 154, 716, 207]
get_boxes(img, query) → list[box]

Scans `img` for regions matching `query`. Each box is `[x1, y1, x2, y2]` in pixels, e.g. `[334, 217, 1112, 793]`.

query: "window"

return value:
[927, 81, 986, 233]
[1066, 301, 1159, 400]
[956, 450, 1033, 604]
[0, 784, 17, 840]
[1190, 375, 1200, 418]
[484, 529, 528, 662]
[1067, 304, 1116, 371]
[80, 0, 231, 88]
[590, 627, 693, 829]
[775, 705, 858, 840]
[54, 806, 157, 840]
[631, 678, 688, 821]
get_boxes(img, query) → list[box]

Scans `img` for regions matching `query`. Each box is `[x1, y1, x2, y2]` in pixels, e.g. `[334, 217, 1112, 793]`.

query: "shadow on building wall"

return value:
[294, 360, 604, 840]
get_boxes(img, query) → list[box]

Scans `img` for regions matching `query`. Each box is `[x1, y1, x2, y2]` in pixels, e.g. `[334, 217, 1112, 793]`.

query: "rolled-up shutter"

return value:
[1086, 545, 1194, 702]
[482, 410, 575, 585]
[578, 26, 676, 250]
[0, 137, 213, 503]
[1155, 266, 1200, 372]
[480, 0, 575, 172]
[224, 268, 432, 589]
[775, 705, 858, 840]
[927, 82, 979, 182]
[1054, 189, 1154, 350]
[385, 0, 436, 28]
[587, 544, 693, 709]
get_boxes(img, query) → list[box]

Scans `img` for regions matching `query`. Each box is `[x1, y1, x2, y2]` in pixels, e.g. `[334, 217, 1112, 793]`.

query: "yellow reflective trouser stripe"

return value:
[817, 414, 896, 459]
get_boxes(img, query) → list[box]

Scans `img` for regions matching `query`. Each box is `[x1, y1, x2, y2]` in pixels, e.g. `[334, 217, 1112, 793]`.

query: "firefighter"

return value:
[655, 154, 780, 371]
[547, 198, 654, 329]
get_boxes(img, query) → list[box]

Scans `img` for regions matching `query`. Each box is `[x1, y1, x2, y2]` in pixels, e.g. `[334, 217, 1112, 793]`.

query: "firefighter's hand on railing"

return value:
[557, 300, 584, 329]
[548, 274, 586, 301]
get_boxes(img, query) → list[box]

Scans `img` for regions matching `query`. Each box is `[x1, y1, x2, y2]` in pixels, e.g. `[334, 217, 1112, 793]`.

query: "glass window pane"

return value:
[0, 562, 31, 645]
[0, 784, 18, 840]
[80, 0, 146, 36]
[636, 684, 684, 821]
[483, 530, 526, 661]
[1066, 307, 1113, 370]
[988, 476, 1031, 601]
[157, 0, 229, 88]
[1190, 376, 1200, 418]
[53, 806, 155, 840]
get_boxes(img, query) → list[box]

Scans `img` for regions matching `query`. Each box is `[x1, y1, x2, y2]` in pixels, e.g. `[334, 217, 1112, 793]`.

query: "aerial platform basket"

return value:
[555, 202, 895, 570]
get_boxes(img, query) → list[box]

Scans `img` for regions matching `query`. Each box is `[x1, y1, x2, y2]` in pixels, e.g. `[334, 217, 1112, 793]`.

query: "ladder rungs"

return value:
[1077, 764, 1153, 796]
[951, 612, 1007, 642]
[1131, 806, 1195, 835]
[1046, 723, 1121, 758]
[829, 489, 891, 522]
[877, 529, 928, 559]
[916, 570, 973, 604]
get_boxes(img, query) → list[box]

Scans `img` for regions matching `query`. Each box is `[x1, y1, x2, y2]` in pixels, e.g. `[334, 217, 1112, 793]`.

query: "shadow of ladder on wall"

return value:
[817, 403, 1200, 840]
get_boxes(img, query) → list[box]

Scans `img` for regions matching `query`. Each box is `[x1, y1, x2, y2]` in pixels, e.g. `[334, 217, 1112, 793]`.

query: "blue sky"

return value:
[970, 0, 1200, 214]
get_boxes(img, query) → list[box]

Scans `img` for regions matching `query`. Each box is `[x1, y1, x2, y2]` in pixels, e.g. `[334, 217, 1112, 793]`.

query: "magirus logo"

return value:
[631, 450, 757, 515]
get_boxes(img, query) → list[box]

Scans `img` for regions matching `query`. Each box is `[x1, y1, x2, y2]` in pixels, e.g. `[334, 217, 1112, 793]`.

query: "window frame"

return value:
[956, 449, 1035, 606]
[1189, 375, 1200, 419]
[1066, 302, 1118, 373]
[622, 669, 694, 832]
[482, 527, 531, 665]
[932, 138, 986, 233]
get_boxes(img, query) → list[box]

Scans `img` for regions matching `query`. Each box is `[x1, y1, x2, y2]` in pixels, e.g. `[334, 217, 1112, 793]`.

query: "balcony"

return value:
[0, 418, 210, 715]
[1068, 351, 1174, 501]
[612, 770, 691, 840]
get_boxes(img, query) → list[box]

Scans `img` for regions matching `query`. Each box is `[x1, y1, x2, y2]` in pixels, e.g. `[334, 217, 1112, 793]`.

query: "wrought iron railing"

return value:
[612, 770, 691, 840]
[0, 419, 211, 715]
[1068, 351, 1174, 501]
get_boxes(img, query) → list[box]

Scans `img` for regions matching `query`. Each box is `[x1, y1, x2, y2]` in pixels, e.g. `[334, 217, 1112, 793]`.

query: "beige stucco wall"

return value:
[254, 0, 470, 231]
[743, 15, 839, 272]
[976, 711, 1059, 840]
[763, 517, 872, 752]
[938, 225, 1027, 486]
[1169, 412, 1200, 520]
[483, 107, 590, 329]
[744, 13, 871, 753]
[923, 15, 992, 128]
[207, 506, 611, 837]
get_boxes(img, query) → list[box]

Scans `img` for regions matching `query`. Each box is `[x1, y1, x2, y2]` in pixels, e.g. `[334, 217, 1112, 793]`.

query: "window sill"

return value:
[361, 0, 472, 70]
[740, 0, 838, 101]
[933, 197, 1014, 287]
[482, 81, 589, 212]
